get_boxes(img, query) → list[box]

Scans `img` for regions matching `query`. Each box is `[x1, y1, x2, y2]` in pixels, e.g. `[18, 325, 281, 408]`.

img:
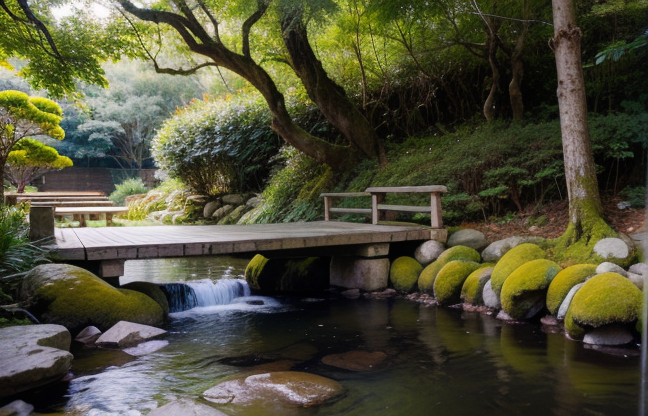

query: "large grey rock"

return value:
[0, 400, 34, 416]
[203, 201, 221, 218]
[95, 321, 166, 348]
[149, 399, 227, 416]
[482, 279, 501, 309]
[594, 238, 630, 259]
[246, 196, 262, 207]
[595, 262, 627, 277]
[414, 240, 445, 266]
[583, 326, 634, 346]
[222, 194, 244, 205]
[212, 205, 233, 219]
[557, 283, 584, 320]
[0, 324, 73, 397]
[74, 326, 102, 346]
[481, 236, 526, 263]
[330, 257, 389, 291]
[447, 229, 487, 251]
[203, 371, 344, 407]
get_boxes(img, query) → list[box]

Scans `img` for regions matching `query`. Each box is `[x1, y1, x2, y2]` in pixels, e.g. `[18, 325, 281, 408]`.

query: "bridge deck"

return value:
[53, 221, 446, 262]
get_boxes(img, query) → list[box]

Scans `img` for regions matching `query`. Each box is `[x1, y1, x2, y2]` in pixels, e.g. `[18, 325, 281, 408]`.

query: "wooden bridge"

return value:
[52, 221, 446, 278]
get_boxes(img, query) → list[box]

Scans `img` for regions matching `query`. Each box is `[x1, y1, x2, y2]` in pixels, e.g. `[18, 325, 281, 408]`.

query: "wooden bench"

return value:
[31, 200, 115, 208]
[5, 191, 106, 205]
[55, 207, 129, 227]
[322, 185, 447, 228]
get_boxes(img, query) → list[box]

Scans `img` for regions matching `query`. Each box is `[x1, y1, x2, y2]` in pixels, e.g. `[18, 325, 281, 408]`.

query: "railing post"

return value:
[371, 193, 385, 225]
[323, 196, 331, 221]
[430, 192, 443, 228]
[29, 206, 55, 241]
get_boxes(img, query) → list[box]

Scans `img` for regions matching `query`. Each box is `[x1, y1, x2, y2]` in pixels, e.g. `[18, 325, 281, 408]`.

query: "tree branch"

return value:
[242, 0, 269, 58]
[195, 0, 220, 42]
[16, 0, 62, 58]
[153, 61, 219, 75]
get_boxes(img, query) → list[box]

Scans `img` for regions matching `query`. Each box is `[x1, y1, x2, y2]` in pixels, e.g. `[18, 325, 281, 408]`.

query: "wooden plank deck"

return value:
[52, 221, 446, 262]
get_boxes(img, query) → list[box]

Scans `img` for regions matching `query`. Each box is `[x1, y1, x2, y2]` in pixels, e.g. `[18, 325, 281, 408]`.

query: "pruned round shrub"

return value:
[418, 245, 480, 294]
[109, 177, 149, 205]
[500, 259, 562, 320]
[546, 264, 597, 316]
[152, 95, 281, 196]
[434, 261, 482, 306]
[491, 243, 545, 296]
[461, 266, 494, 305]
[565, 272, 642, 340]
[390, 256, 423, 293]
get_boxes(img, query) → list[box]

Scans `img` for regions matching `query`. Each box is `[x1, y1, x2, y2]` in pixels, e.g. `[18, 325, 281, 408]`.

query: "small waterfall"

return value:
[161, 279, 251, 313]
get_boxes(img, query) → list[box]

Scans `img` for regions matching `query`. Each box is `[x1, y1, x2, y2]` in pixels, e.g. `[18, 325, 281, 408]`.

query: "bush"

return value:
[152, 94, 281, 196]
[125, 178, 201, 223]
[109, 178, 149, 205]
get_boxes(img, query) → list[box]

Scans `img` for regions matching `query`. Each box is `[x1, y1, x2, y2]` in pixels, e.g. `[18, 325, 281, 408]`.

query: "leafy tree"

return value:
[0, 90, 64, 202]
[112, 0, 383, 170]
[5, 137, 72, 193]
[0, 0, 128, 97]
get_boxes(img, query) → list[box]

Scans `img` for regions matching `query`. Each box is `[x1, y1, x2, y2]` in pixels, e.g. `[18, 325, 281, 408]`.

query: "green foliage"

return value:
[619, 186, 645, 208]
[240, 147, 333, 224]
[153, 94, 281, 196]
[5, 138, 72, 192]
[109, 178, 149, 206]
[124, 178, 200, 224]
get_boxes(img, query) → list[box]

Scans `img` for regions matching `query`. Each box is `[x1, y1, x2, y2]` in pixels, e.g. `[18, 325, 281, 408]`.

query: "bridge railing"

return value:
[321, 185, 447, 228]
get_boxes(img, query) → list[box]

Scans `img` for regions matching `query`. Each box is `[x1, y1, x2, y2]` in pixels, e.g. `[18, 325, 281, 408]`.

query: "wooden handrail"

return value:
[322, 185, 447, 227]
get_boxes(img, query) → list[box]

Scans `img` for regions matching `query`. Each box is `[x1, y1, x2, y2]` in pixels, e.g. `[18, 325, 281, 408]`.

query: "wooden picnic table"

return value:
[55, 206, 129, 227]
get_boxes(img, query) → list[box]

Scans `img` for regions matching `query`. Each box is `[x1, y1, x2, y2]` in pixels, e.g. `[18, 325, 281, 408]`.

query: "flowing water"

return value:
[26, 257, 642, 415]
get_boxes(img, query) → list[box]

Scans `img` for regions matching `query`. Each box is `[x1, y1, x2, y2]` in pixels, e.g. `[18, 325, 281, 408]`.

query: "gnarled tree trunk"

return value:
[509, 22, 528, 121]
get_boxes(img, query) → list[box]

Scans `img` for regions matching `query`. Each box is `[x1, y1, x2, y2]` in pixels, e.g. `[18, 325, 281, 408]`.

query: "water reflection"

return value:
[50, 257, 642, 416]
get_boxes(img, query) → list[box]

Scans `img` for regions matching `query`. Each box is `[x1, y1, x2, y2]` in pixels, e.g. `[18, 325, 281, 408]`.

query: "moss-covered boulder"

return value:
[545, 264, 597, 316]
[491, 243, 545, 296]
[389, 257, 423, 293]
[460, 266, 494, 306]
[434, 261, 482, 306]
[19, 264, 163, 334]
[122, 281, 170, 316]
[500, 259, 562, 320]
[565, 272, 642, 340]
[245, 254, 330, 294]
[418, 246, 480, 294]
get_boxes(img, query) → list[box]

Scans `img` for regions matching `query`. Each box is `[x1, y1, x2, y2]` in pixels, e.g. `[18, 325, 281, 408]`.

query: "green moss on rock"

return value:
[545, 264, 597, 316]
[500, 259, 562, 320]
[245, 254, 329, 294]
[491, 243, 545, 296]
[19, 264, 163, 334]
[390, 256, 423, 293]
[565, 272, 642, 340]
[434, 261, 482, 306]
[460, 266, 494, 305]
[122, 281, 170, 316]
[418, 246, 480, 294]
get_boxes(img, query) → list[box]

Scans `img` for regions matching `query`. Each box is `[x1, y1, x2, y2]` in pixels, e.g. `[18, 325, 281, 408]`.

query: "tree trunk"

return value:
[281, 13, 385, 165]
[0, 155, 6, 203]
[483, 19, 501, 122]
[509, 22, 528, 121]
[552, 0, 607, 242]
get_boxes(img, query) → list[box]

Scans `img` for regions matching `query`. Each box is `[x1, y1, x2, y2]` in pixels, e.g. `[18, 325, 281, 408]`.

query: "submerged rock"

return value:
[583, 326, 634, 346]
[149, 399, 227, 416]
[95, 321, 167, 348]
[0, 324, 73, 398]
[321, 350, 388, 371]
[0, 400, 34, 416]
[203, 371, 344, 407]
[19, 264, 163, 334]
